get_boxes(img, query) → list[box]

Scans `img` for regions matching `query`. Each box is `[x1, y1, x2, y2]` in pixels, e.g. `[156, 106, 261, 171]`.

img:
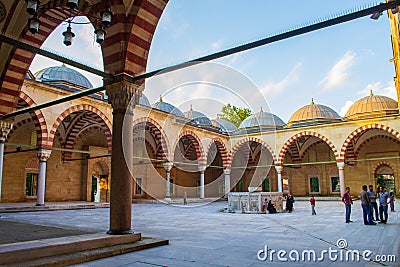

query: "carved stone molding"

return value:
[105, 80, 143, 112]
[0, 120, 13, 143]
[37, 149, 52, 162]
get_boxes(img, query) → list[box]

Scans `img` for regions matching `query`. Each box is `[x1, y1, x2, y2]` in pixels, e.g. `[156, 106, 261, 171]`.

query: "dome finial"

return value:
[311, 98, 314, 105]
[61, 63, 66, 67]
[260, 106, 263, 113]
[159, 95, 163, 102]
[190, 104, 193, 111]
[370, 89, 373, 96]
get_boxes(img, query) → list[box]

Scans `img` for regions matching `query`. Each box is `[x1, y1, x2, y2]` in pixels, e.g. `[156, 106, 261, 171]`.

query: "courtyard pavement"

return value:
[0, 200, 398, 267]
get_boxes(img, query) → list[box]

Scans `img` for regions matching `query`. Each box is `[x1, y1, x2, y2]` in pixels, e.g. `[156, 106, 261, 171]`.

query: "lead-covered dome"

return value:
[151, 97, 185, 117]
[139, 94, 151, 107]
[239, 108, 285, 129]
[288, 99, 340, 126]
[345, 91, 398, 120]
[212, 118, 237, 133]
[184, 106, 212, 126]
[34, 65, 93, 88]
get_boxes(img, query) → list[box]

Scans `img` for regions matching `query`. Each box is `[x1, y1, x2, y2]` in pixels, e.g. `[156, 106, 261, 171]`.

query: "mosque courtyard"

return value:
[0, 200, 398, 267]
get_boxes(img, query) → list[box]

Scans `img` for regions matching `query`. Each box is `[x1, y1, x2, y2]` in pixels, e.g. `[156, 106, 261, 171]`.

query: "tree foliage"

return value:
[218, 104, 252, 127]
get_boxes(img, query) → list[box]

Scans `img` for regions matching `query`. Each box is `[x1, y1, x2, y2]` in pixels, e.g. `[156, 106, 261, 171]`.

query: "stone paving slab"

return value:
[1, 200, 399, 266]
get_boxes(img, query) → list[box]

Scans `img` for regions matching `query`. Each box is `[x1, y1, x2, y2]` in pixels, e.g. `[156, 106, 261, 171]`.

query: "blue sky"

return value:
[30, 0, 397, 122]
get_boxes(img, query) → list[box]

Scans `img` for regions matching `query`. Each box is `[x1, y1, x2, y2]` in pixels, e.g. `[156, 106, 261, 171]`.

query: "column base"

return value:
[164, 197, 171, 203]
[35, 203, 45, 207]
[106, 229, 134, 235]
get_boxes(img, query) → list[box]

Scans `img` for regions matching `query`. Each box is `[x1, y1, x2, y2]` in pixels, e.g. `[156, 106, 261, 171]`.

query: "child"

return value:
[389, 192, 395, 212]
[310, 195, 316, 215]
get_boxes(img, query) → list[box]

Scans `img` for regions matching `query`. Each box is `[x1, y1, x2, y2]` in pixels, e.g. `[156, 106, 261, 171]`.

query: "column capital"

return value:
[37, 149, 51, 162]
[105, 78, 143, 112]
[223, 168, 231, 175]
[163, 162, 173, 171]
[275, 165, 283, 173]
[0, 120, 13, 143]
[337, 162, 345, 170]
[198, 165, 207, 173]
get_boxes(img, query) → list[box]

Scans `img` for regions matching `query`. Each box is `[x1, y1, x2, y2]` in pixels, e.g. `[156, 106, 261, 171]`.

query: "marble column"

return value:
[0, 120, 13, 202]
[164, 162, 173, 201]
[106, 79, 142, 235]
[275, 165, 283, 193]
[199, 165, 206, 199]
[337, 162, 345, 196]
[224, 168, 231, 196]
[36, 149, 51, 206]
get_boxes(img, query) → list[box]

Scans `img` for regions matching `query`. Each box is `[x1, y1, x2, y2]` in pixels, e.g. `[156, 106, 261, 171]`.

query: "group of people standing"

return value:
[342, 185, 395, 225]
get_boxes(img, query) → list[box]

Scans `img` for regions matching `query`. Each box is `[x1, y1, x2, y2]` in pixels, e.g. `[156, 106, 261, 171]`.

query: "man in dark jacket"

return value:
[360, 185, 376, 225]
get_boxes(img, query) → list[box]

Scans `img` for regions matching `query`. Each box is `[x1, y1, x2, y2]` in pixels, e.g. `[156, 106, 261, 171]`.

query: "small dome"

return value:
[184, 106, 212, 126]
[239, 108, 285, 129]
[139, 94, 151, 107]
[152, 97, 185, 117]
[34, 65, 93, 88]
[345, 91, 398, 119]
[212, 119, 237, 133]
[288, 99, 340, 126]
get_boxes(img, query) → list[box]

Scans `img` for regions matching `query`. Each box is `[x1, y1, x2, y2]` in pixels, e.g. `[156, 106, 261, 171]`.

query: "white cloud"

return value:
[357, 81, 397, 100]
[259, 62, 302, 97]
[339, 100, 354, 117]
[319, 51, 356, 90]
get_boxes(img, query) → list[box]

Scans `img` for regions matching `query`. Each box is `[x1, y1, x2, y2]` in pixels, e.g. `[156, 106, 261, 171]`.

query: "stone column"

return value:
[199, 165, 206, 199]
[0, 120, 13, 202]
[224, 168, 231, 196]
[36, 149, 51, 206]
[164, 162, 173, 201]
[275, 165, 283, 193]
[106, 79, 142, 235]
[337, 162, 345, 196]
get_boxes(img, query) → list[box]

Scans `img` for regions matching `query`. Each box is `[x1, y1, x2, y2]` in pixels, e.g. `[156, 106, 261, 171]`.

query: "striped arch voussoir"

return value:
[176, 130, 205, 165]
[49, 105, 112, 151]
[206, 138, 229, 169]
[277, 131, 338, 165]
[371, 161, 396, 175]
[340, 124, 400, 160]
[228, 137, 277, 169]
[132, 117, 171, 160]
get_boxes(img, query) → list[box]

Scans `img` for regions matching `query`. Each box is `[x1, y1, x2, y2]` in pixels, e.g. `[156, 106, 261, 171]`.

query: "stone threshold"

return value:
[0, 232, 168, 267]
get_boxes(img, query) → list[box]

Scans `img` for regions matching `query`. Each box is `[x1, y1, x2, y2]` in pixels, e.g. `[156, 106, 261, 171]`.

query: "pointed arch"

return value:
[174, 130, 205, 164]
[340, 124, 400, 161]
[205, 137, 229, 169]
[278, 131, 339, 165]
[228, 137, 277, 169]
[49, 105, 112, 154]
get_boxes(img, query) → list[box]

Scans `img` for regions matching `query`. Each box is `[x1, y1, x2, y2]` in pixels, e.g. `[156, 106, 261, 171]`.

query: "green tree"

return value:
[218, 104, 252, 127]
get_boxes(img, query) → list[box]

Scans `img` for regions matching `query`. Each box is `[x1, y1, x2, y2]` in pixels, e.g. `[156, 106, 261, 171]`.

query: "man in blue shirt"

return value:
[378, 186, 389, 224]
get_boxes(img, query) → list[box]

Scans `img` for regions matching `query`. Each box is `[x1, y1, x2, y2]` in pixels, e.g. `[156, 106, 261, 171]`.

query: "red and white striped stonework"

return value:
[339, 124, 400, 161]
[132, 117, 171, 161]
[176, 130, 205, 165]
[277, 131, 339, 165]
[371, 161, 396, 174]
[49, 105, 112, 152]
[205, 138, 229, 169]
[228, 137, 277, 169]
[0, 1, 168, 114]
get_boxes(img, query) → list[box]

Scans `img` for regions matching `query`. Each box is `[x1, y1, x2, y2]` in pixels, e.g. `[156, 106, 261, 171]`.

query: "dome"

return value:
[151, 97, 185, 117]
[288, 99, 340, 126]
[139, 94, 151, 107]
[212, 119, 237, 133]
[184, 106, 212, 126]
[239, 108, 285, 129]
[345, 91, 398, 120]
[34, 65, 93, 88]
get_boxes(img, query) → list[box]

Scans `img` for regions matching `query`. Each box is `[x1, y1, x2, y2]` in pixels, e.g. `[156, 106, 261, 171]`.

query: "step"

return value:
[0, 232, 142, 265]
[6, 237, 169, 267]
